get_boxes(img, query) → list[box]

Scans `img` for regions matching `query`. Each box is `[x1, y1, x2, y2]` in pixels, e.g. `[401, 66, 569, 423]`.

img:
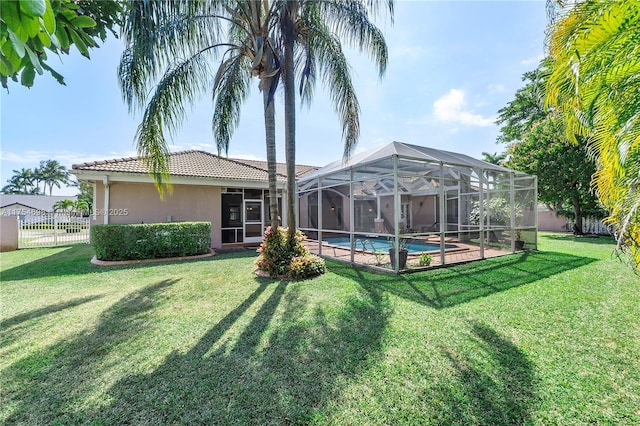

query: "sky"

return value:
[0, 1, 547, 196]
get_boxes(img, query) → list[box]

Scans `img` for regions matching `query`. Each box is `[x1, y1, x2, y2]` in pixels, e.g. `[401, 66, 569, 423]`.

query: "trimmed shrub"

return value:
[289, 254, 326, 279]
[92, 222, 211, 261]
[256, 226, 325, 279]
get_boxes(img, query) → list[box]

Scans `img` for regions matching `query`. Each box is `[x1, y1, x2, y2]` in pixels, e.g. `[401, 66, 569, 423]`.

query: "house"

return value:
[71, 150, 318, 248]
[0, 194, 78, 223]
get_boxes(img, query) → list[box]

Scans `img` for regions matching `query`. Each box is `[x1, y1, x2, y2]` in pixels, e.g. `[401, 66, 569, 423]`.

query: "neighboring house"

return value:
[71, 150, 318, 248]
[0, 194, 77, 223]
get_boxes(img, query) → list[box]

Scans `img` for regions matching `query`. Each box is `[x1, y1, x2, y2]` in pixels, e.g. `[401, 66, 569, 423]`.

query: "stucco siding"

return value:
[0, 216, 18, 251]
[538, 209, 567, 232]
[93, 182, 221, 248]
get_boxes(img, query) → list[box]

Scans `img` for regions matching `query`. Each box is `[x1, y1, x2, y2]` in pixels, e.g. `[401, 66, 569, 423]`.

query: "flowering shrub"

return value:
[289, 254, 326, 279]
[256, 227, 326, 279]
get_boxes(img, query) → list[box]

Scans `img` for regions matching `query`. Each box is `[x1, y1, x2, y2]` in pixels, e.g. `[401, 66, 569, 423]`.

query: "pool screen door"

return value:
[243, 200, 263, 243]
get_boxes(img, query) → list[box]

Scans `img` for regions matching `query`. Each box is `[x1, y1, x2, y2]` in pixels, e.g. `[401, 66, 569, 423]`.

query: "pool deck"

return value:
[304, 237, 512, 271]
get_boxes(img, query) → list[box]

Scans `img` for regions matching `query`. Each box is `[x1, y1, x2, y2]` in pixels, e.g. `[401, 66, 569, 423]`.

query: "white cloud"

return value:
[433, 89, 495, 127]
[0, 149, 137, 166]
[227, 151, 266, 161]
[169, 143, 207, 152]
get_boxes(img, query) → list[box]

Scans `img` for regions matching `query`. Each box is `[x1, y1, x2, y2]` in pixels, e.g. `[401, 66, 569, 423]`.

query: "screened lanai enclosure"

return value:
[296, 142, 537, 272]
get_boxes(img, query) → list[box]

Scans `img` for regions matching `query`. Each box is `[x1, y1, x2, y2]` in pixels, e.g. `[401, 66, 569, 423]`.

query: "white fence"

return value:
[565, 217, 614, 236]
[18, 213, 90, 248]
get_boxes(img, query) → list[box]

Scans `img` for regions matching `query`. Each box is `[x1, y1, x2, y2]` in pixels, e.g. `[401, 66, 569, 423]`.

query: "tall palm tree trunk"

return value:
[282, 4, 297, 242]
[263, 78, 279, 229]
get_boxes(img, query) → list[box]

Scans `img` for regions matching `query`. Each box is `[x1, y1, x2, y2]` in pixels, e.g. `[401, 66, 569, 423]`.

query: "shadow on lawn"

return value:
[99, 280, 389, 424]
[3, 275, 390, 424]
[2, 278, 180, 424]
[330, 250, 596, 309]
[0, 245, 257, 281]
[0, 295, 103, 331]
[543, 233, 616, 245]
[437, 321, 536, 425]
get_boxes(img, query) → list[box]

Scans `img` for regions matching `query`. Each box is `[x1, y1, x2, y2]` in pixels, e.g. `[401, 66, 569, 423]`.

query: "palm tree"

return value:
[481, 151, 508, 165]
[10, 168, 35, 194]
[39, 160, 70, 196]
[32, 165, 45, 194]
[119, 0, 282, 228]
[53, 199, 76, 227]
[73, 199, 89, 216]
[277, 0, 393, 241]
[546, 0, 640, 267]
[1, 179, 22, 194]
[118, 0, 393, 241]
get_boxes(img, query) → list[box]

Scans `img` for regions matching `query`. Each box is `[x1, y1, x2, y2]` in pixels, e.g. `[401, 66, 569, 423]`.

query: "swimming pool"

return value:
[323, 236, 458, 254]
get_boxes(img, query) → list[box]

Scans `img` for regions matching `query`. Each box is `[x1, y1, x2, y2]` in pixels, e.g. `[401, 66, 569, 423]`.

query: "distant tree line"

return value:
[1, 159, 69, 195]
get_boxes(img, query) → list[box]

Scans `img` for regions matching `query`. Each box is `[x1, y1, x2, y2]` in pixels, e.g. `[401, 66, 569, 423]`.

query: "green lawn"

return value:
[1, 233, 639, 425]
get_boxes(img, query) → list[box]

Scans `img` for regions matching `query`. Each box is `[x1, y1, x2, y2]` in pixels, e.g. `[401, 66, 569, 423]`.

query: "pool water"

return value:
[323, 236, 457, 254]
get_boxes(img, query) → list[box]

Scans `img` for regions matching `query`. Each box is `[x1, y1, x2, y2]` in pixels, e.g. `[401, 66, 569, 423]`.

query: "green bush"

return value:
[256, 226, 325, 279]
[418, 253, 432, 266]
[91, 222, 210, 261]
[289, 254, 326, 279]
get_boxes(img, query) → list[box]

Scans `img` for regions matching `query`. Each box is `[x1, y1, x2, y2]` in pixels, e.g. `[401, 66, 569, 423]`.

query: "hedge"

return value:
[91, 222, 211, 261]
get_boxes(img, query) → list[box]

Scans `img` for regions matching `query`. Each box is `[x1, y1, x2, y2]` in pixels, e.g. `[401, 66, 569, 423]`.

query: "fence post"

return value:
[53, 213, 58, 246]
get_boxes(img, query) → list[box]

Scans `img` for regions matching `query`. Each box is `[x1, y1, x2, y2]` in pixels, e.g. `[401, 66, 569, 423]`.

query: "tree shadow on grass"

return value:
[0, 295, 104, 330]
[0, 295, 104, 349]
[436, 321, 537, 425]
[329, 250, 596, 309]
[4, 271, 391, 424]
[2, 278, 179, 424]
[95, 279, 390, 424]
[0, 245, 257, 282]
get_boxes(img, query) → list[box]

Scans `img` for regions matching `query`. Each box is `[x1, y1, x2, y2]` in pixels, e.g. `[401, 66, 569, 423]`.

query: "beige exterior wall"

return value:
[411, 195, 437, 231]
[538, 208, 568, 232]
[92, 182, 222, 248]
[0, 216, 19, 251]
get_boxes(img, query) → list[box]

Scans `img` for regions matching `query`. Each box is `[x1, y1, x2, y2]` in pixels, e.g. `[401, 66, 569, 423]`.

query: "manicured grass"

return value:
[1, 233, 638, 425]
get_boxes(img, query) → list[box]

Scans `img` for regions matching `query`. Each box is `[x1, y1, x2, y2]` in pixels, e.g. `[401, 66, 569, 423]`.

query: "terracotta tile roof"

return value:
[72, 150, 318, 183]
[236, 159, 319, 179]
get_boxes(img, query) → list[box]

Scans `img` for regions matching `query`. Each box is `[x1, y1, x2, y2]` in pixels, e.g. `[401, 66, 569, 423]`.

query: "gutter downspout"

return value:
[103, 176, 109, 225]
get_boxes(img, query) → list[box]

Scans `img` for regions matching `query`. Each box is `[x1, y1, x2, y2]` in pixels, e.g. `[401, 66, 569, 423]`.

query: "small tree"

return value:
[507, 115, 604, 234]
[70, 179, 93, 213]
[53, 198, 75, 223]
[496, 61, 604, 234]
[73, 199, 89, 217]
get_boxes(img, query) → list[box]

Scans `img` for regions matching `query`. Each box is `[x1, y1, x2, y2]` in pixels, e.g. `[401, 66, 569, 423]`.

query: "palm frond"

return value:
[310, 0, 389, 76]
[135, 52, 213, 191]
[305, 20, 360, 159]
[119, 0, 226, 112]
[546, 0, 640, 268]
[212, 54, 252, 156]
